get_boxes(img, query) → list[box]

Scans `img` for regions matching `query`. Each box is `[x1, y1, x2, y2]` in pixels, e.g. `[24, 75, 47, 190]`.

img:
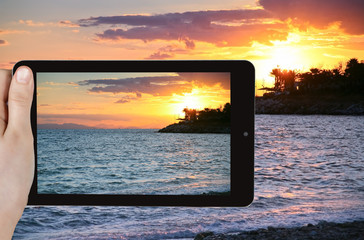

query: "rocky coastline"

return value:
[255, 95, 364, 115]
[158, 121, 230, 133]
[159, 94, 363, 133]
[195, 220, 364, 240]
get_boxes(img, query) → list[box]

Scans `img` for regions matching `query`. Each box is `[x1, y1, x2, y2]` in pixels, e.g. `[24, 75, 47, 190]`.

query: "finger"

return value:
[6, 66, 34, 137]
[0, 69, 12, 135]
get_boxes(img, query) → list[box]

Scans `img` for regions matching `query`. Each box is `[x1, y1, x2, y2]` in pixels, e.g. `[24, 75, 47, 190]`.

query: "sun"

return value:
[176, 93, 205, 113]
[270, 46, 304, 70]
[256, 44, 309, 93]
[265, 32, 310, 71]
[168, 86, 230, 119]
[170, 89, 206, 117]
[180, 94, 204, 110]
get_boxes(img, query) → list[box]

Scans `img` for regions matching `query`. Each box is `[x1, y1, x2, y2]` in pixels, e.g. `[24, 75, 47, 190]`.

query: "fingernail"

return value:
[16, 67, 31, 84]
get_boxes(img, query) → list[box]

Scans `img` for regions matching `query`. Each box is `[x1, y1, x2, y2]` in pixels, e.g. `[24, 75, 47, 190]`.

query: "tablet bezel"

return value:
[13, 60, 254, 206]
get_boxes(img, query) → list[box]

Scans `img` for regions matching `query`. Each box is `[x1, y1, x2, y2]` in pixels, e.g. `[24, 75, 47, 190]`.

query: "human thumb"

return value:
[7, 66, 34, 136]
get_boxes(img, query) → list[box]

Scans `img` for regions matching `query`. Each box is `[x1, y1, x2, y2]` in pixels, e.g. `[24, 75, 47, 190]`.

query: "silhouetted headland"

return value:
[159, 103, 230, 133]
[256, 58, 364, 115]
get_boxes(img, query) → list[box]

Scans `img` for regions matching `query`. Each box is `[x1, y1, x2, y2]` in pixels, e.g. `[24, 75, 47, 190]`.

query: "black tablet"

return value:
[13, 60, 254, 206]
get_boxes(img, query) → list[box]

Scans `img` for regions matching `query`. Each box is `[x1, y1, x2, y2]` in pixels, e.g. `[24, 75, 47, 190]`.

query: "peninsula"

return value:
[159, 103, 231, 133]
[256, 58, 364, 115]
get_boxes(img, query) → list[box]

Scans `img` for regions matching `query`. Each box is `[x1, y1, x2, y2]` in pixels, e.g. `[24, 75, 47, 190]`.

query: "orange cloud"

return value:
[58, 20, 80, 28]
[259, 0, 364, 35]
[18, 19, 80, 29]
[0, 29, 27, 36]
[18, 19, 47, 27]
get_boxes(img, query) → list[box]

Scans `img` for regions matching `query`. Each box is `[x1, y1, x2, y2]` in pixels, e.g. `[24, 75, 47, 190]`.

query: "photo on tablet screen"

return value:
[37, 72, 231, 195]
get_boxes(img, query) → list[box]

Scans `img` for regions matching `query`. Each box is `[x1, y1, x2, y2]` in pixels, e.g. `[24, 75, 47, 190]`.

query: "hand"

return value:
[0, 66, 34, 239]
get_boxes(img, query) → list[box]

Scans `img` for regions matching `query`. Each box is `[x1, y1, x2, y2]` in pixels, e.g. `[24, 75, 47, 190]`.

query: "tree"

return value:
[179, 103, 231, 123]
[345, 58, 364, 92]
[182, 108, 197, 121]
[282, 70, 296, 92]
[271, 68, 284, 92]
[270, 68, 297, 93]
[294, 58, 364, 95]
[222, 103, 231, 121]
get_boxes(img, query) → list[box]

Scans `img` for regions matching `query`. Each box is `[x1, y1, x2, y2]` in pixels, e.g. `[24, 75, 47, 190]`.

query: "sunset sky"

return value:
[1, 0, 364, 124]
[37, 72, 230, 128]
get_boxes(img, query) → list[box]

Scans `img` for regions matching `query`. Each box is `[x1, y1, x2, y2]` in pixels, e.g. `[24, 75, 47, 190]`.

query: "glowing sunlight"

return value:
[269, 45, 305, 71]
[172, 90, 206, 116]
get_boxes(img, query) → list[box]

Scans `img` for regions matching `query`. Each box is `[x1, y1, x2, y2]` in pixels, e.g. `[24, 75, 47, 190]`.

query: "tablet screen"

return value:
[36, 72, 231, 195]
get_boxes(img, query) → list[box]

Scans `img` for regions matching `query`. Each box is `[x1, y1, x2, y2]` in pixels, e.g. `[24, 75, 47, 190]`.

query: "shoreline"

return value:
[195, 220, 364, 240]
[255, 95, 364, 115]
[158, 121, 230, 134]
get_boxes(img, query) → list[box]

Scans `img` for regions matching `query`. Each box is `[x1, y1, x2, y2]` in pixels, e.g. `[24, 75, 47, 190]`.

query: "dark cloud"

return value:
[184, 38, 195, 49]
[79, 73, 230, 97]
[115, 99, 130, 104]
[145, 43, 191, 59]
[58, 20, 80, 28]
[79, 9, 287, 46]
[259, 0, 364, 35]
[79, 75, 189, 96]
[79, 9, 272, 27]
[145, 52, 173, 60]
[114, 93, 141, 104]
[0, 40, 8, 45]
[95, 23, 286, 47]
[80, 75, 192, 96]
[178, 72, 230, 90]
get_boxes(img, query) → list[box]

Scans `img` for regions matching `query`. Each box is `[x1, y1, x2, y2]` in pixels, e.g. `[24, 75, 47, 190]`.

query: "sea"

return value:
[37, 129, 230, 195]
[14, 115, 364, 239]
